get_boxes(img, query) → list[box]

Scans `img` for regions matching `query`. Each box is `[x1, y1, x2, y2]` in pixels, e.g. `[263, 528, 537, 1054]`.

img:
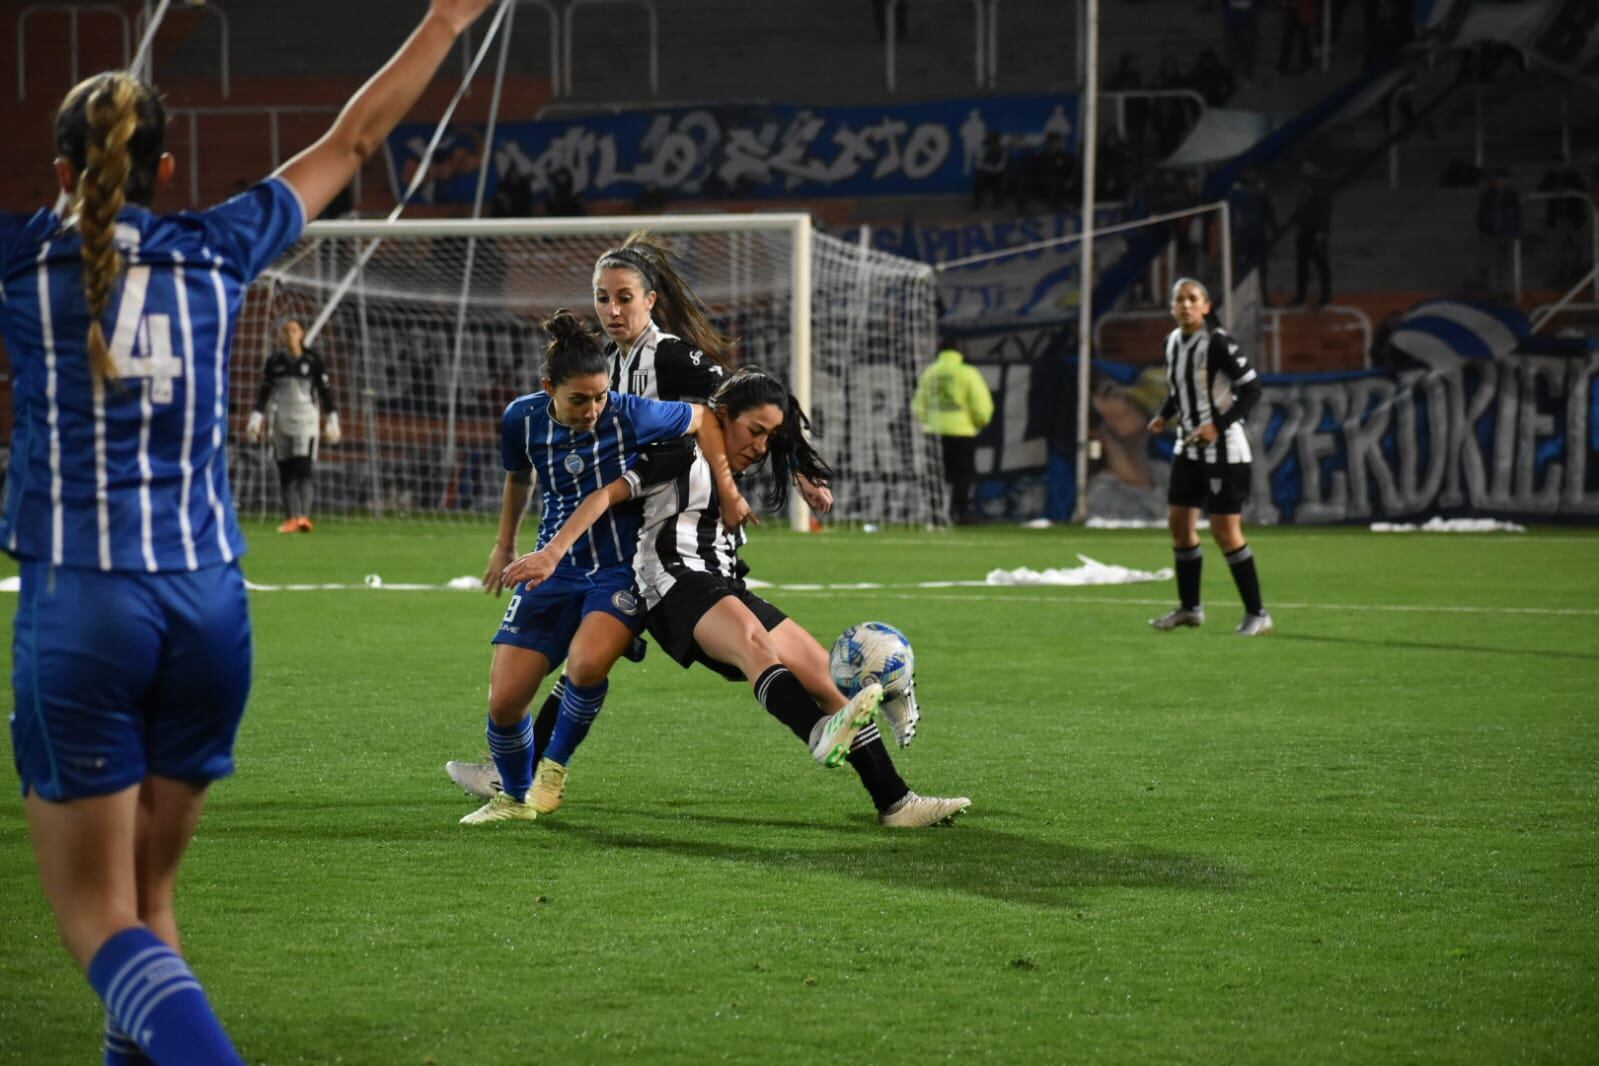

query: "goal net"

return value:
[232, 215, 944, 528]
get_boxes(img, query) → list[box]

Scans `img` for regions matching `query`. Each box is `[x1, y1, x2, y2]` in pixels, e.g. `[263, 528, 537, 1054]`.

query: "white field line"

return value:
[4, 576, 1590, 617]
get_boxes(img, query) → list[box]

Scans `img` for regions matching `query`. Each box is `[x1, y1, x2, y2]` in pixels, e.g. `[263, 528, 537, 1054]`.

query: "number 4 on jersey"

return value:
[106, 264, 183, 404]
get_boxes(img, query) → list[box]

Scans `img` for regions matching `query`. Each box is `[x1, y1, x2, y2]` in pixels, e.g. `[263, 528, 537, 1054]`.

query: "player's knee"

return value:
[563, 655, 613, 687]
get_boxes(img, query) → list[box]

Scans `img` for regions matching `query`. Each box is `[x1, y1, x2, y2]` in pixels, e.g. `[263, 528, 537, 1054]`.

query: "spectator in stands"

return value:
[971, 132, 1009, 211]
[1221, 0, 1264, 86]
[913, 338, 994, 525]
[1476, 169, 1522, 299]
[492, 166, 536, 217]
[1538, 154, 1587, 283]
[1278, 0, 1316, 76]
[1032, 131, 1079, 212]
[1152, 55, 1196, 157]
[546, 168, 586, 216]
[1230, 167, 1277, 296]
[1107, 53, 1149, 150]
[1189, 48, 1238, 107]
[1096, 128, 1138, 203]
[1007, 136, 1041, 214]
[1291, 158, 1334, 306]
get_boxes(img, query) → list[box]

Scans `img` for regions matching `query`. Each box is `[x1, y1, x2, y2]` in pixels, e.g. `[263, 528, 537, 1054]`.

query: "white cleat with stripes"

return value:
[446, 760, 501, 800]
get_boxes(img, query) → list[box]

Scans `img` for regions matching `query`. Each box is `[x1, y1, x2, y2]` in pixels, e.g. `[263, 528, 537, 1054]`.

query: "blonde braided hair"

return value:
[72, 73, 143, 384]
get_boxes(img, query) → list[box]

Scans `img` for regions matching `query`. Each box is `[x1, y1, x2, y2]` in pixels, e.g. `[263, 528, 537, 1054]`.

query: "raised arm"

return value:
[276, 1, 496, 220]
[483, 468, 533, 597]
[688, 403, 753, 529]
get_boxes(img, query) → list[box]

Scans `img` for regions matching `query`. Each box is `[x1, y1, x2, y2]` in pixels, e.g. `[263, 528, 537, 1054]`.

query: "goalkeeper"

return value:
[246, 316, 340, 532]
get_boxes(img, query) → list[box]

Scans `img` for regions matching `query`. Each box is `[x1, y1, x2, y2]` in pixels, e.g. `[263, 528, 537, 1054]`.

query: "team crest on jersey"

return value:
[563, 453, 586, 476]
[611, 589, 641, 616]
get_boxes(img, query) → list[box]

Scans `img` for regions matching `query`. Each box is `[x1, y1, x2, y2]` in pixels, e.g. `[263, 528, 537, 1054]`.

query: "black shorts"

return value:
[646, 569, 788, 682]
[1168, 455, 1251, 516]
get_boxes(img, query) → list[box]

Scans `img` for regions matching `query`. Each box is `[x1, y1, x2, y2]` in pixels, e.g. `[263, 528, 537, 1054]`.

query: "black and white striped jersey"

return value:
[1155, 324, 1262, 465]
[607, 320, 728, 402]
[626, 443, 746, 610]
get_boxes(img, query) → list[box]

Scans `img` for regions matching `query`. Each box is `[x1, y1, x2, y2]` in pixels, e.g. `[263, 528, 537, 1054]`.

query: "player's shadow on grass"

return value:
[544, 809, 1238, 909]
[1271, 632, 1599, 661]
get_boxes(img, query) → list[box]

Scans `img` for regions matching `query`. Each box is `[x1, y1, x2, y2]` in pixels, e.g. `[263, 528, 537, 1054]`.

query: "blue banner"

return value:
[387, 94, 1079, 204]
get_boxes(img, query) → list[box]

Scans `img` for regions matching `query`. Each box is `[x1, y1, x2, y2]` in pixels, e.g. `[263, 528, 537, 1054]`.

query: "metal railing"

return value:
[564, 0, 657, 98]
[134, 1, 230, 99]
[168, 106, 348, 208]
[461, 0, 561, 96]
[1514, 191, 1599, 303]
[17, 4, 130, 100]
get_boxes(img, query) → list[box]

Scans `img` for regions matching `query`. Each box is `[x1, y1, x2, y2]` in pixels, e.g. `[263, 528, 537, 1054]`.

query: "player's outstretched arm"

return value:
[484, 468, 533, 596]
[277, 0, 497, 219]
[502, 479, 635, 590]
[690, 403, 754, 529]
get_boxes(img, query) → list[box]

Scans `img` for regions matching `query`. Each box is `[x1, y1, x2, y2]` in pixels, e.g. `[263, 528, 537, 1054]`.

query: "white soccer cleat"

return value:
[878, 791, 970, 828]
[459, 791, 537, 825]
[446, 760, 501, 800]
[1150, 606, 1204, 631]
[1236, 610, 1274, 636]
[878, 685, 920, 748]
[811, 683, 882, 767]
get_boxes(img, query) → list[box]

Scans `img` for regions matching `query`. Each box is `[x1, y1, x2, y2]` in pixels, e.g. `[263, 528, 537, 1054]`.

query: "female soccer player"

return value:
[462, 309, 744, 825]
[502, 368, 971, 829]
[449, 233, 833, 806]
[246, 316, 341, 533]
[0, 3, 496, 1061]
[1147, 277, 1273, 636]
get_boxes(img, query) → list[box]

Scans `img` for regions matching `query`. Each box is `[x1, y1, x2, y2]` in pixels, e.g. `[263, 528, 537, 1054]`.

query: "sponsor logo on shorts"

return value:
[564, 453, 586, 476]
[611, 589, 641, 615]
[1210, 478, 1223, 495]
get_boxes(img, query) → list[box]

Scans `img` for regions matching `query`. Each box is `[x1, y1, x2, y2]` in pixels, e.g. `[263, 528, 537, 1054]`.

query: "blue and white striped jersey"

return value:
[500, 389, 693, 574]
[0, 178, 306, 571]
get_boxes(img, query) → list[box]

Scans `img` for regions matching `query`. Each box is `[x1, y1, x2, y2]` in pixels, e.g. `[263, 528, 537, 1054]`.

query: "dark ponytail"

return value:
[711, 367, 832, 511]
[540, 308, 610, 386]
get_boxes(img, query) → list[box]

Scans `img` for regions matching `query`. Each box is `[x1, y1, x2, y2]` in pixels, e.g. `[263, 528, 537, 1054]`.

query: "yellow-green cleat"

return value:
[530, 757, 568, 815]
[811, 682, 882, 767]
[459, 790, 537, 825]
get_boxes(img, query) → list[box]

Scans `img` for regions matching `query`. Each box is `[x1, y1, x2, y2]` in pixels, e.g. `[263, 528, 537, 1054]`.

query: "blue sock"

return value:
[104, 1014, 153, 1065]
[86, 926, 242, 1066]
[487, 715, 536, 801]
[543, 678, 608, 766]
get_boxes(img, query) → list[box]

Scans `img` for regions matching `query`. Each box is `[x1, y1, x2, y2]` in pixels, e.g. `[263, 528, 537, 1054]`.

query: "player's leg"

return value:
[274, 455, 298, 532]
[1152, 468, 1205, 628]
[1202, 501, 1266, 632]
[16, 563, 245, 1063]
[766, 618, 963, 826]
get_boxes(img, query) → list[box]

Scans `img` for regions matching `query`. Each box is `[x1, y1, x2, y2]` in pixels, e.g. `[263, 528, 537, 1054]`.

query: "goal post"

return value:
[233, 213, 943, 529]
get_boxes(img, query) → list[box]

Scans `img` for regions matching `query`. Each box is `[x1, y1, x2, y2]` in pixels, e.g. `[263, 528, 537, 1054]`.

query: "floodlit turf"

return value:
[2, 521, 1597, 1064]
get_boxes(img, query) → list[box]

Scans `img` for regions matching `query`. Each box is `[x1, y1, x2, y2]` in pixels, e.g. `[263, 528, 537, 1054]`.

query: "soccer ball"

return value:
[829, 621, 915, 698]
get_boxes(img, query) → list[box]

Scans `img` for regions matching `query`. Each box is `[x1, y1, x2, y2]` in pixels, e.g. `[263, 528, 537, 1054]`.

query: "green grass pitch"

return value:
[2, 521, 1596, 1064]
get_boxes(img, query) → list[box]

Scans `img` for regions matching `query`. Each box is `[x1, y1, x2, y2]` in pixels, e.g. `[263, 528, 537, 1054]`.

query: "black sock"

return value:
[754, 665, 825, 743]
[845, 723, 911, 812]
[531, 677, 565, 763]
[1175, 543, 1203, 610]
[1226, 543, 1265, 615]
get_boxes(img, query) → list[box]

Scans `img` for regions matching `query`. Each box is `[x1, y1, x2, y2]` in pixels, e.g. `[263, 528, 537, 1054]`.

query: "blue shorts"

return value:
[492, 565, 645, 664]
[10, 560, 253, 801]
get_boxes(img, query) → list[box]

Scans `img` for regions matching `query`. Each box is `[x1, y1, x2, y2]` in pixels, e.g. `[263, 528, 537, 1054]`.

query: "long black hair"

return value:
[540, 308, 611, 385]
[712, 368, 832, 511]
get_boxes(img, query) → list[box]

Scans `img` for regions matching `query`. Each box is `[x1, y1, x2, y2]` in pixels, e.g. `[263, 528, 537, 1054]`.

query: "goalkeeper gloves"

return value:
[324, 411, 342, 445]
[245, 410, 264, 443]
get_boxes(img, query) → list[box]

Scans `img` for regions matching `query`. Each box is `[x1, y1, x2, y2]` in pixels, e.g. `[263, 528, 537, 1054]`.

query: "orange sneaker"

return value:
[297, 516, 314, 532]
[276, 518, 300, 534]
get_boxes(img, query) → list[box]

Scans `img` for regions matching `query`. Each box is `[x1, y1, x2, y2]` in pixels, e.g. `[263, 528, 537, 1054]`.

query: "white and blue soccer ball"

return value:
[829, 621, 915, 698]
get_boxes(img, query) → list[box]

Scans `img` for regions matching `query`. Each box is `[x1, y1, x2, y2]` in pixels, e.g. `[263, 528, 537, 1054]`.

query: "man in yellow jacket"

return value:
[913, 342, 995, 524]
